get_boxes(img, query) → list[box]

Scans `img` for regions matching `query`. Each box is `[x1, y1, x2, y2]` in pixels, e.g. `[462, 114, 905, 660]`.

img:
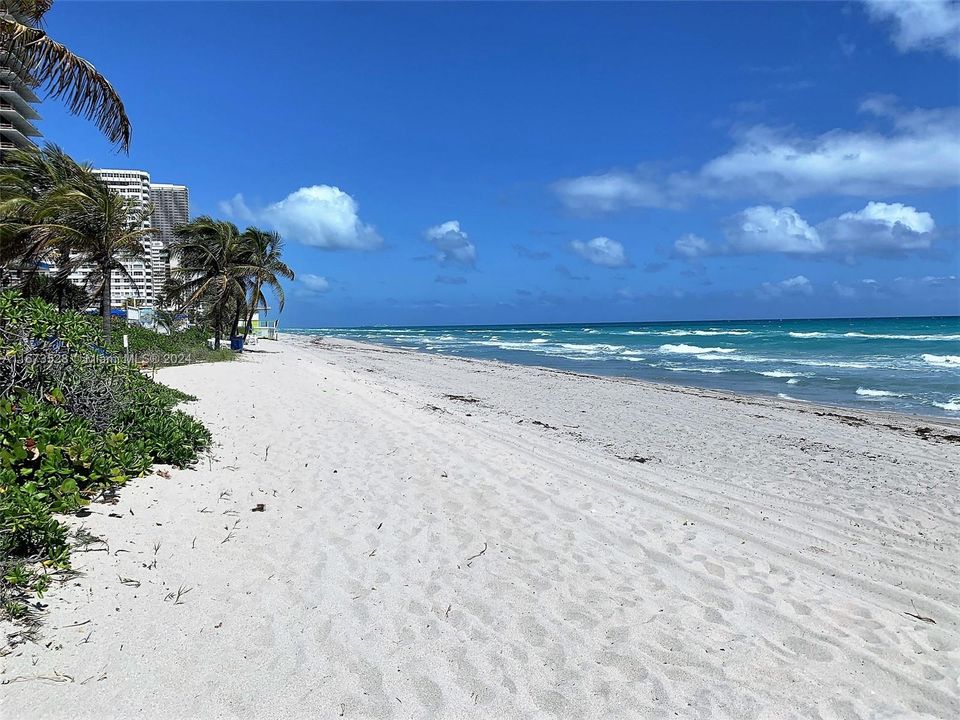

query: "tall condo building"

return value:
[0, 44, 42, 160]
[66, 169, 155, 308]
[149, 183, 190, 296]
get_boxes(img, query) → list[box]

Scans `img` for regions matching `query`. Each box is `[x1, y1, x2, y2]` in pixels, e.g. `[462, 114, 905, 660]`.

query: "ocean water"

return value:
[288, 317, 960, 418]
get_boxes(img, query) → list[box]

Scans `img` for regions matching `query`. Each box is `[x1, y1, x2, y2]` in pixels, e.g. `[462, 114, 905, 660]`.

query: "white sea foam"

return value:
[530, 338, 549, 344]
[668, 366, 726, 374]
[777, 393, 807, 401]
[659, 344, 737, 355]
[790, 331, 960, 341]
[559, 343, 623, 353]
[786, 378, 800, 384]
[659, 329, 753, 337]
[691, 353, 740, 361]
[856, 388, 904, 398]
[922, 354, 960, 367]
[933, 399, 960, 412]
[843, 332, 960, 341]
[758, 371, 799, 378]
[794, 359, 875, 369]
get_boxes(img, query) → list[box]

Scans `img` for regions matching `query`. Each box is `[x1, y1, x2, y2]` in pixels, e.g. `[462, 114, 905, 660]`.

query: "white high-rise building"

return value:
[64, 169, 154, 308]
[44, 168, 189, 311]
[0, 45, 42, 160]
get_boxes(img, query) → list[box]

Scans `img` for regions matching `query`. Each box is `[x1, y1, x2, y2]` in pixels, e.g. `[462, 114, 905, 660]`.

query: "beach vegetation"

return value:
[0, 292, 210, 625]
[0, 144, 156, 342]
[106, 322, 236, 366]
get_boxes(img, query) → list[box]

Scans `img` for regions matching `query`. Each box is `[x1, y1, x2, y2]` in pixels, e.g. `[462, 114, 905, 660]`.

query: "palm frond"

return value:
[0, 17, 132, 150]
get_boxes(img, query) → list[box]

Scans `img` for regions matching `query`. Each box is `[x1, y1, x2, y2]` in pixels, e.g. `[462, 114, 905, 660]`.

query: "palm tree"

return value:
[240, 228, 294, 340]
[58, 171, 154, 341]
[1, 0, 132, 150]
[167, 217, 251, 349]
[0, 144, 90, 307]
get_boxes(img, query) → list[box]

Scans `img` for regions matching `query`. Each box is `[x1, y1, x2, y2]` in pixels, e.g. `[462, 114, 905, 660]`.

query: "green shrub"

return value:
[0, 292, 213, 623]
[107, 322, 236, 366]
[0, 474, 69, 560]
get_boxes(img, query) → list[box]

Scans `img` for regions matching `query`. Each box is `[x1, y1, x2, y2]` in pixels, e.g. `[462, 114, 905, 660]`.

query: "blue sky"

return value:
[45, 1, 960, 326]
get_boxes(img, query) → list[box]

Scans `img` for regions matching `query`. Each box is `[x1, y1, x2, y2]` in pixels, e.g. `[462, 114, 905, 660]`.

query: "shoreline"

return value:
[296, 334, 960, 432]
[3, 336, 958, 718]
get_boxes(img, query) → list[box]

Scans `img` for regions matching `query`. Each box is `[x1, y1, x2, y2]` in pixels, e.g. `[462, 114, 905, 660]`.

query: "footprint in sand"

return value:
[783, 635, 834, 662]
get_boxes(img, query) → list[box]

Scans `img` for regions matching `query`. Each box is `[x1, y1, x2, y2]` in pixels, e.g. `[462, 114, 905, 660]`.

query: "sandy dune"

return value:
[2, 336, 958, 719]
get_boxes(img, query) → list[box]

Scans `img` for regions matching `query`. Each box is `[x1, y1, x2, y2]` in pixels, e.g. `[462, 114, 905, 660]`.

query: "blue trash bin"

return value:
[230, 336, 244, 352]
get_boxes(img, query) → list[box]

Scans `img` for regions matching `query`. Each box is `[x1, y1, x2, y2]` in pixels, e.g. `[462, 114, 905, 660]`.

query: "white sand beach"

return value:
[2, 336, 958, 719]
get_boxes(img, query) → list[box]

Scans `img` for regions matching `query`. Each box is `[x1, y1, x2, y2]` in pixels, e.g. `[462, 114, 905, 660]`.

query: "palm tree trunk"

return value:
[101, 263, 112, 343]
[213, 304, 222, 350]
[230, 302, 243, 341]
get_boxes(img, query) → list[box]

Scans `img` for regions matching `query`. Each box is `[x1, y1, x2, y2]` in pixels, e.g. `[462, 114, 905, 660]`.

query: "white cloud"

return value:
[676, 201, 938, 260]
[920, 274, 958, 286]
[570, 237, 630, 268]
[838, 201, 934, 232]
[696, 107, 960, 200]
[220, 186, 382, 251]
[725, 206, 824, 254]
[424, 220, 476, 266]
[217, 193, 255, 222]
[819, 201, 937, 254]
[261, 186, 382, 250]
[758, 275, 813, 299]
[300, 274, 330, 293]
[673, 234, 712, 259]
[864, 0, 960, 58]
[554, 171, 667, 212]
[553, 102, 960, 210]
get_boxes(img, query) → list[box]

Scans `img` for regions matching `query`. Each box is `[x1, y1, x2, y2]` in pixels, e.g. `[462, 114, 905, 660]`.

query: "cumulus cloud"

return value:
[262, 186, 382, 250]
[554, 102, 960, 211]
[672, 234, 713, 259]
[819, 201, 937, 254]
[553, 171, 667, 213]
[863, 0, 960, 58]
[570, 237, 630, 268]
[675, 201, 938, 260]
[424, 221, 476, 267]
[758, 275, 813, 299]
[299, 274, 330, 293]
[220, 186, 382, 251]
[724, 206, 824, 254]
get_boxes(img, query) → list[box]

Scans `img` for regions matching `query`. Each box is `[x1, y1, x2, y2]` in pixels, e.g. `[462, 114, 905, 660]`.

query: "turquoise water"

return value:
[288, 317, 960, 418]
